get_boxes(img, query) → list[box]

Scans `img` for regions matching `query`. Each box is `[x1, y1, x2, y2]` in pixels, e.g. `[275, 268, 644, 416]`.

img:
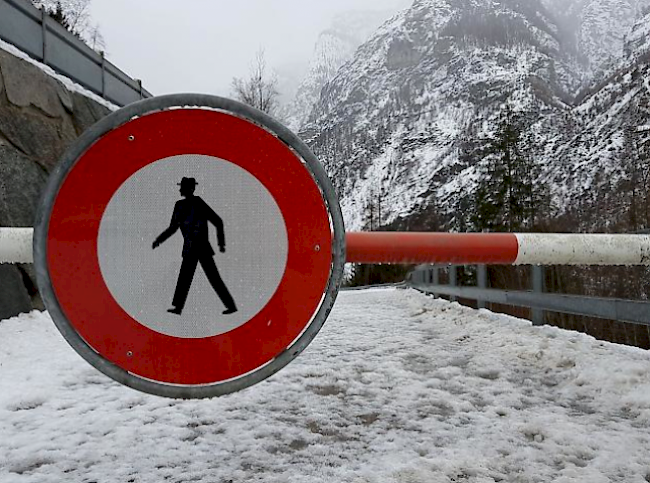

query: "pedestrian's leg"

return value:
[199, 255, 237, 312]
[171, 255, 199, 311]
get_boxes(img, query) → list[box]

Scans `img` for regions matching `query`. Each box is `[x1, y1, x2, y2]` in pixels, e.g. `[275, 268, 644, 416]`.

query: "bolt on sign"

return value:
[34, 94, 345, 398]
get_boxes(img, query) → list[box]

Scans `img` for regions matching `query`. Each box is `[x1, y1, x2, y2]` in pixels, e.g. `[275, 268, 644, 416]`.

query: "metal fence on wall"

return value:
[0, 0, 152, 106]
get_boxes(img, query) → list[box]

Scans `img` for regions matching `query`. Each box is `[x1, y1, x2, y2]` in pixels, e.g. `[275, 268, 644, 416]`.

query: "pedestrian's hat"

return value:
[178, 177, 198, 188]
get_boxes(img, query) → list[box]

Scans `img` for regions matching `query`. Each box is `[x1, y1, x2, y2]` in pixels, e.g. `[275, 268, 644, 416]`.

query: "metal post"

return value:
[41, 9, 48, 64]
[449, 265, 457, 303]
[431, 266, 439, 298]
[101, 52, 106, 98]
[532, 265, 544, 326]
[477, 264, 487, 309]
[426, 266, 437, 298]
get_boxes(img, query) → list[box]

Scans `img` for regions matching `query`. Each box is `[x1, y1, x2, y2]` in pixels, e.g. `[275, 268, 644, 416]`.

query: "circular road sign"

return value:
[34, 94, 345, 398]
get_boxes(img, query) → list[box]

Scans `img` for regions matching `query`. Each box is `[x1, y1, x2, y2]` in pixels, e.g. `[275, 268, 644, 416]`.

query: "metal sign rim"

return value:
[34, 94, 346, 399]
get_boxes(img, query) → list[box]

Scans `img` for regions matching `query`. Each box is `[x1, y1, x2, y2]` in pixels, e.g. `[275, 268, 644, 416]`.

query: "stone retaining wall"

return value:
[0, 48, 111, 319]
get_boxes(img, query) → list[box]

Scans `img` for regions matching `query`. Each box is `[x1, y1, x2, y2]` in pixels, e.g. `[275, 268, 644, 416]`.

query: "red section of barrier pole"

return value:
[345, 232, 520, 265]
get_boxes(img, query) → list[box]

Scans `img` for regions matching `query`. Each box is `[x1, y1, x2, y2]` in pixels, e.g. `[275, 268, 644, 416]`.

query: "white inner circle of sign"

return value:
[97, 154, 289, 338]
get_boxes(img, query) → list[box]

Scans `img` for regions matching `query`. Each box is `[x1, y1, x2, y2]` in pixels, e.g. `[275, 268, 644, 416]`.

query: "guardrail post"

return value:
[449, 265, 457, 302]
[430, 266, 439, 298]
[477, 264, 487, 309]
[532, 265, 545, 326]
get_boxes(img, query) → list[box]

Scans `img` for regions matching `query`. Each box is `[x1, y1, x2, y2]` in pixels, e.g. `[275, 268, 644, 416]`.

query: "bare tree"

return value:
[231, 49, 279, 115]
[86, 24, 106, 53]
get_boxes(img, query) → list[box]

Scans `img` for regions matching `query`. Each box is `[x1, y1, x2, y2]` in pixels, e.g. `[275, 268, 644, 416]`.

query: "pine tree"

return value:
[48, 1, 72, 31]
[620, 100, 650, 231]
[471, 107, 548, 232]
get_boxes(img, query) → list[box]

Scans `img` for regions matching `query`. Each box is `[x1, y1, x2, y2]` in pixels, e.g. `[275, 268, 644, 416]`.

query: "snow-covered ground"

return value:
[2, 288, 650, 482]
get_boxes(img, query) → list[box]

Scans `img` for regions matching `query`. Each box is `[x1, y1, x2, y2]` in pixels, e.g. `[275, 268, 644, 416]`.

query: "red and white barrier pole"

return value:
[3, 228, 650, 266]
[346, 232, 650, 266]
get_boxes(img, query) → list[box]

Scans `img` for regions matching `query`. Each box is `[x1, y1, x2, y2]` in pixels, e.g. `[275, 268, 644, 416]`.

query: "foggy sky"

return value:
[90, 0, 408, 98]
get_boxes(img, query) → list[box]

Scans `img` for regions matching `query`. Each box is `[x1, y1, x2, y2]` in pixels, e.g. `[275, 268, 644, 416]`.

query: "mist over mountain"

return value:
[274, 61, 310, 106]
[281, 9, 403, 131]
[542, 0, 648, 79]
[295, 0, 650, 232]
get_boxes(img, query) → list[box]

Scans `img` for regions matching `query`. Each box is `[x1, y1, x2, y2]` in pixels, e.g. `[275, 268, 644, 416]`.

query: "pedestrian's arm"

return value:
[152, 205, 180, 249]
[204, 201, 226, 252]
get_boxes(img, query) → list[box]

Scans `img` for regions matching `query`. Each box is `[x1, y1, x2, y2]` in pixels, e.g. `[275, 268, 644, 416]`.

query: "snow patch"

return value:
[2, 290, 650, 481]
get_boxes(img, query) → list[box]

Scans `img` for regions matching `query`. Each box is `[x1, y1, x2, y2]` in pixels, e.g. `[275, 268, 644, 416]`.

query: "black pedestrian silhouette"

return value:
[152, 177, 237, 316]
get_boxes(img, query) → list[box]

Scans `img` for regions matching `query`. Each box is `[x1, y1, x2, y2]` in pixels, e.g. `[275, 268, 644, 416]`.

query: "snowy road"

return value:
[2, 288, 650, 482]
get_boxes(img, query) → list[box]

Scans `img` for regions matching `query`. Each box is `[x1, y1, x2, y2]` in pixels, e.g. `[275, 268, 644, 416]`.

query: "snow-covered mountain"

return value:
[625, 5, 650, 60]
[300, 0, 650, 232]
[282, 10, 403, 131]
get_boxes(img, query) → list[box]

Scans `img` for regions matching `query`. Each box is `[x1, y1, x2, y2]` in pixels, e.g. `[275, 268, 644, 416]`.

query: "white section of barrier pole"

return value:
[0, 228, 34, 264]
[515, 234, 650, 265]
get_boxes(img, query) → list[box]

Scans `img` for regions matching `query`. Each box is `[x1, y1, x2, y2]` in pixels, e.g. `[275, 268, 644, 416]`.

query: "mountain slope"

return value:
[302, 0, 574, 229]
[301, 0, 650, 232]
[283, 10, 400, 131]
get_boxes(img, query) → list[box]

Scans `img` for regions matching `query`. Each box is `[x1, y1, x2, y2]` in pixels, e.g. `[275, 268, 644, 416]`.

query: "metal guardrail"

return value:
[341, 282, 406, 291]
[0, 0, 152, 106]
[407, 264, 650, 326]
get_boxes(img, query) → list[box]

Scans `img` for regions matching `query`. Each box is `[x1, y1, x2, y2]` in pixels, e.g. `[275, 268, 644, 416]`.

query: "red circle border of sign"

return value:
[46, 108, 333, 386]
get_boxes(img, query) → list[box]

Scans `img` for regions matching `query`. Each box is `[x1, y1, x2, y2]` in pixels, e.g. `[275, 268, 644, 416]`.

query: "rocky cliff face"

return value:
[0, 47, 111, 319]
[301, 0, 650, 231]
[625, 5, 650, 60]
[542, 0, 648, 83]
[283, 10, 401, 131]
[303, 0, 572, 229]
